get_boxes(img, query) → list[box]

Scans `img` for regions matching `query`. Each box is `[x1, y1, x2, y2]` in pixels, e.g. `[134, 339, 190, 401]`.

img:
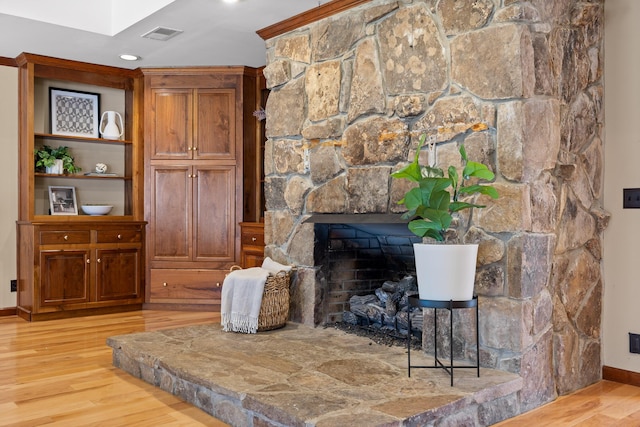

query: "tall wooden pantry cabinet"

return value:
[142, 68, 258, 310]
[16, 53, 146, 321]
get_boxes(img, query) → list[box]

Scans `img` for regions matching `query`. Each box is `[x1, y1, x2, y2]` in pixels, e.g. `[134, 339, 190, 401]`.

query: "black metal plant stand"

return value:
[407, 295, 480, 386]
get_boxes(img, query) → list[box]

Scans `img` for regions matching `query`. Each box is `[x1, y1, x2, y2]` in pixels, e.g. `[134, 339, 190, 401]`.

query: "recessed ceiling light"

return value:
[222, 0, 238, 3]
[120, 54, 141, 61]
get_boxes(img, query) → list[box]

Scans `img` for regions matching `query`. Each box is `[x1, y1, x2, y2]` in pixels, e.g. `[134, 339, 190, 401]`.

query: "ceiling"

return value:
[0, 0, 323, 69]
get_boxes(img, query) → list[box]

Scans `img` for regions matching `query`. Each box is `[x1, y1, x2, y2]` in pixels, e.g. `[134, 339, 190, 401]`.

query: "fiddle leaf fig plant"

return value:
[391, 127, 499, 242]
[35, 145, 81, 174]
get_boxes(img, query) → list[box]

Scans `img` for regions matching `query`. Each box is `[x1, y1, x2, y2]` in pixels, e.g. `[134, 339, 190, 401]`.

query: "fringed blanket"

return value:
[221, 267, 270, 334]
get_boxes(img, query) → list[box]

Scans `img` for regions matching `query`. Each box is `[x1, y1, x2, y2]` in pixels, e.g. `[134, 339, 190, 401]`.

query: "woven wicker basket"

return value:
[229, 266, 292, 332]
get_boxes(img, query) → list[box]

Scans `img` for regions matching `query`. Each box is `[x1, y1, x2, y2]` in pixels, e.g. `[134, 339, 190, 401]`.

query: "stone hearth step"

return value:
[107, 323, 522, 426]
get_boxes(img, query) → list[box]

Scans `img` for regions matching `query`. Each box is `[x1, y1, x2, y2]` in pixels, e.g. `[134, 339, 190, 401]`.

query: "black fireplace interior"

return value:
[306, 214, 474, 360]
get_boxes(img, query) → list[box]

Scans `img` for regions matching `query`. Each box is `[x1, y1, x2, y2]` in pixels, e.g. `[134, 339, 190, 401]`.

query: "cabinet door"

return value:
[148, 88, 193, 160]
[96, 248, 141, 301]
[149, 165, 192, 261]
[40, 250, 89, 305]
[193, 165, 236, 261]
[241, 250, 265, 268]
[194, 89, 236, 160]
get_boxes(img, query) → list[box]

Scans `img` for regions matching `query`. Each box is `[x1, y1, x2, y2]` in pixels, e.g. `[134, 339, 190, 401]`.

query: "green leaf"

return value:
[450, 201, 484, 212]
[391, 161, 422, 182]
[401, 187, 424, 211]
[460, 184, 499, 199]
[391, 134, 429, 182]
[408, 219, 445, 241]
[419, 177, 451, 194]
[423, 209, 452, 229]
[459, 144, 468, 162]
[426, 189, 451, 211]
[463, 161, 495, 180]
[448, 165, 459, 186]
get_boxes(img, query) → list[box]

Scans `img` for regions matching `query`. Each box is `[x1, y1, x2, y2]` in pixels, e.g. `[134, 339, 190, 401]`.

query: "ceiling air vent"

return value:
[141, 26, 183, 41]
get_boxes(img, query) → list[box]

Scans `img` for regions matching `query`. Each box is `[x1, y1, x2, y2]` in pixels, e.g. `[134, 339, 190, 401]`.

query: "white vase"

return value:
[99, 111, 124, 140]
[413, 243, 478, 301]
[45, 159, 63, 175]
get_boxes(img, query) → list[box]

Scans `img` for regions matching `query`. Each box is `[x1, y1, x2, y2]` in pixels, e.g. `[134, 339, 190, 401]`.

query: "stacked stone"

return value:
[262, 0, 606, 417]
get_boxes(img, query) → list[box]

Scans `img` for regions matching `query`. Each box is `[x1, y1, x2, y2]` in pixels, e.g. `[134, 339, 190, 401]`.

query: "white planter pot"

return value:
[413, 243, 478, 301]
[45, 159, 63, 175]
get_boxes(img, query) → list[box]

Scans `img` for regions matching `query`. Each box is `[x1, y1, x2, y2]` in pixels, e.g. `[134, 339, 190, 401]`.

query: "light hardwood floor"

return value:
[495, 380, 640, 426]
[0, 310, 227, 426]
[1, 310, 639, 426]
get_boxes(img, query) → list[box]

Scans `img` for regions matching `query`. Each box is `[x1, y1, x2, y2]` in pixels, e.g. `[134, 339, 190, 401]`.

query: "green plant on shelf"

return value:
[34, 145, 81, 174]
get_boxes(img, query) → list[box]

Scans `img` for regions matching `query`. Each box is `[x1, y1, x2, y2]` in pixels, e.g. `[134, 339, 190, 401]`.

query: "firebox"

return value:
[306, 214, 420, 324]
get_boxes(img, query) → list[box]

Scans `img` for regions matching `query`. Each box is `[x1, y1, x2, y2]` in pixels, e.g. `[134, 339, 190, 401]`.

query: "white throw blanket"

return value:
[262, 256, 292, 274]
[221, 267, 270, 334]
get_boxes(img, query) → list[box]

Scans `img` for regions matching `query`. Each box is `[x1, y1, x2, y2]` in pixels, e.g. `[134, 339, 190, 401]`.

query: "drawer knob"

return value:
[252, 237, 257, 242]
[216, 282, 221, 287]
[117, 234, 122, 240]
[86, 259, 90, 264]
[163, 282, 167, 287]
[64, 235, 68, 241]
[97, 258, 101, 263]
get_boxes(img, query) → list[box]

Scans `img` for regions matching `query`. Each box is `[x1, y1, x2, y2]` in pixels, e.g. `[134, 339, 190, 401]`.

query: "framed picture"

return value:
[49, 186, 78, 215]
[50, 88, 101, 138]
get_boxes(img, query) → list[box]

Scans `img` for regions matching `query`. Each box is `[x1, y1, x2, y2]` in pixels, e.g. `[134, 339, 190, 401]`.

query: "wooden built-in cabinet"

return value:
[240, 222, 265, 268]
[15, 53, 145, 320]
[17, 222, 145, 321]
[143, 68, 259, 310]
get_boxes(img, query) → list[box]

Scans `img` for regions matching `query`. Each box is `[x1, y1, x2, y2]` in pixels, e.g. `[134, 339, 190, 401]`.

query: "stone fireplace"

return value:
[261, 0, 607, 416]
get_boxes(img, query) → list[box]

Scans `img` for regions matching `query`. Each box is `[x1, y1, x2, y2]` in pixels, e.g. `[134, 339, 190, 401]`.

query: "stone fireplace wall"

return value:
[261, 0, 606, 413]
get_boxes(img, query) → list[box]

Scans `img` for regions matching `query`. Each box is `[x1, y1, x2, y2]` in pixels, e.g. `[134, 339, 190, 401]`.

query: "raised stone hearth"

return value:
[108, 323, 522, 426]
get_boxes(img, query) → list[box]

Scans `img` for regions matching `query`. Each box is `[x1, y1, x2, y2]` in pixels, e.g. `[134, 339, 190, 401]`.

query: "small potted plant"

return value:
[391, 124, 499, 301]
[35, 145, 81, 175]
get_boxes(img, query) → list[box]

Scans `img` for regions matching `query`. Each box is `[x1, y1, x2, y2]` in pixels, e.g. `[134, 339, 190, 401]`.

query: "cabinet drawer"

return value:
[149, 269, 225, 302]
[241, 231, 264, 246]
[40, 231, 91, 245]
[96, 229, 142, 244]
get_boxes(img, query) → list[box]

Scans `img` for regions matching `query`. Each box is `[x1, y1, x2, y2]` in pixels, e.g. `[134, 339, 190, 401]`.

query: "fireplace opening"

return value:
[307, 214, 480, 361]
[307, 214, 423, 344]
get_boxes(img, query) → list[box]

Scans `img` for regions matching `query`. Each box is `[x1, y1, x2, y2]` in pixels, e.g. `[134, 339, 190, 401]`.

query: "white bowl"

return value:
[81, 204, 113, 215]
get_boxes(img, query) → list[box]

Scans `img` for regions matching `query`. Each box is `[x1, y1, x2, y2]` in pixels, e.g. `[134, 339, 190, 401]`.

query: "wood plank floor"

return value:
[0, 310, 639, 426]
[495, 380, 640, 426]
[0, 310, 228, 426]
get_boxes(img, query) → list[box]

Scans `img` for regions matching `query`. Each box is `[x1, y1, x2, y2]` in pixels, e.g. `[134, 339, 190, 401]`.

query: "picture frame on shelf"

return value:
[48, 186, 78, 215]
[50, 88, 101, 138]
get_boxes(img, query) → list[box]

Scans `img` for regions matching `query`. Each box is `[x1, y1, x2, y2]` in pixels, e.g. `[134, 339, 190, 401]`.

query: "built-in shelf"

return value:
[35, 132, 132, 145]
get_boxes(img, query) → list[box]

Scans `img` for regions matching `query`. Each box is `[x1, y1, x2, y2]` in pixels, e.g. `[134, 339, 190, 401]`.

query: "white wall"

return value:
[0, 65, 18, 309]
[603, 0, 640, 372]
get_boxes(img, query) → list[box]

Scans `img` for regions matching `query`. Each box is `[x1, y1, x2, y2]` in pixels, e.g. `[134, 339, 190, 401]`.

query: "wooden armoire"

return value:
[142, 67, 259, 310]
